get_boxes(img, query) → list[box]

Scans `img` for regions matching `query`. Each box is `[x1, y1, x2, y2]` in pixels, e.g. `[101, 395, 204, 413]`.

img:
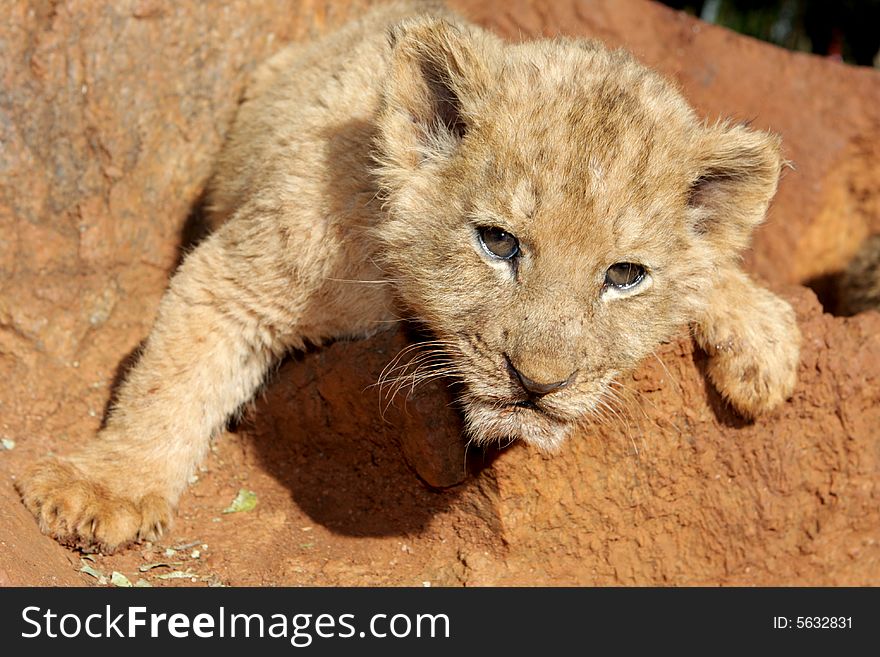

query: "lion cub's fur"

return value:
[19, 1, 801, 552]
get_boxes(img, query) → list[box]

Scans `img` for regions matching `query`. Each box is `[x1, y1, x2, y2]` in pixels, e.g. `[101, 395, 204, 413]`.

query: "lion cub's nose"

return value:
[505, 355, 577, 399]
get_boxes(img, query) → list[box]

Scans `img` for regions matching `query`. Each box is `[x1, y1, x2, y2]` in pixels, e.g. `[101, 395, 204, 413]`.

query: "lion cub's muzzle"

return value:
[504, 353, 578, 403]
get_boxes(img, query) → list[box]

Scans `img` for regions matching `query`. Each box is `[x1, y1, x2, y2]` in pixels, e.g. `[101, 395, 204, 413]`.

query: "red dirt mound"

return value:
[1, 0, 878, 585]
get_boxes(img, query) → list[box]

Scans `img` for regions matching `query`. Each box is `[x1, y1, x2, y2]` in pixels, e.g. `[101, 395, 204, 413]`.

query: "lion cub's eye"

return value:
[477, 226, 520, 260]
[605, 262, 646, 289]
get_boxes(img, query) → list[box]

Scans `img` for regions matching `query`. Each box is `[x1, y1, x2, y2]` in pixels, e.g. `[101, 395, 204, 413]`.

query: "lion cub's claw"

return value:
[17, 460, 172, 553]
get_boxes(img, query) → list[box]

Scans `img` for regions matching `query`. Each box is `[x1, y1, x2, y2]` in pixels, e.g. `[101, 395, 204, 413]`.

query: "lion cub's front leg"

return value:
[692, 266, 801, 418]
[17, 219, 310, 552]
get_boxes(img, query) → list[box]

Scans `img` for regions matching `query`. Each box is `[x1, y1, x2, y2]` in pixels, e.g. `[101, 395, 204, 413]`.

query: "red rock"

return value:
[458, 288, 880, 584]
[1, 0, 878, 586]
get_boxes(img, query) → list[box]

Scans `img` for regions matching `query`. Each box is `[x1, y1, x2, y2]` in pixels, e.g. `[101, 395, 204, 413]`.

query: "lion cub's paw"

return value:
[698, 288, 800, 418]
[17, 460, 172, 553]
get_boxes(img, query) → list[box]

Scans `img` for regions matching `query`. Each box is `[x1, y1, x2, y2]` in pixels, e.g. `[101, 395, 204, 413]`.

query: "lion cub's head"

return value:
[373, 16, 781, 450]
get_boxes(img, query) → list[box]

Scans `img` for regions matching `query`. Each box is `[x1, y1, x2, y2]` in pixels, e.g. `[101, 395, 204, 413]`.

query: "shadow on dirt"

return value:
[243, 330, 500, 537]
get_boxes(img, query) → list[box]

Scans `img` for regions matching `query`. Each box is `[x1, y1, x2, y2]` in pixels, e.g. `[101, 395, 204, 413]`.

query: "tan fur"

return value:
[18, 1, 800, 552]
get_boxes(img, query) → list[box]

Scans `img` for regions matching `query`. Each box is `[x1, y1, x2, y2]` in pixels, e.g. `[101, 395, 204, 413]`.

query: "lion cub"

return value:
[19, 1, 800, 552]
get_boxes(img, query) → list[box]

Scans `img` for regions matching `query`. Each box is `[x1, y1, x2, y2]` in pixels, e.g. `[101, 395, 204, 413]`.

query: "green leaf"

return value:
[80, 562, 105, 580]
[110, 572, 132, 587]
[223, 488, 257, 514]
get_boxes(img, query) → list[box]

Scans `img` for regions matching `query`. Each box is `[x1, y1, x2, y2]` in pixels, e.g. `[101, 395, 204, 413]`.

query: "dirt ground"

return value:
[1, 0, 879, 586]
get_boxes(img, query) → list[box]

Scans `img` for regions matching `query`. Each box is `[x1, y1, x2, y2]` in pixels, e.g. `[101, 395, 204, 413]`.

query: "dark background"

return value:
[661, 0, 880, 66]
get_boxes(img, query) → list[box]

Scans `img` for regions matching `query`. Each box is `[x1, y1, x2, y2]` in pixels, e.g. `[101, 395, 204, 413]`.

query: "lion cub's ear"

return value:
[378, 16, 492, 169]
[687, 123, 783, 257]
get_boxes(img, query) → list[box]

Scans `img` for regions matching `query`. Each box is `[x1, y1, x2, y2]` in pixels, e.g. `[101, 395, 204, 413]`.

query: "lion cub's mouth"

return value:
[502, 397, 571, 423]
[464, 394, 575, 451]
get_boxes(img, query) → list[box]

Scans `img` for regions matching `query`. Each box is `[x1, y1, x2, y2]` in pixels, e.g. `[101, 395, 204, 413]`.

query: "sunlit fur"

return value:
[373, 13, 798, 449]
[18, 1, 800, 552]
